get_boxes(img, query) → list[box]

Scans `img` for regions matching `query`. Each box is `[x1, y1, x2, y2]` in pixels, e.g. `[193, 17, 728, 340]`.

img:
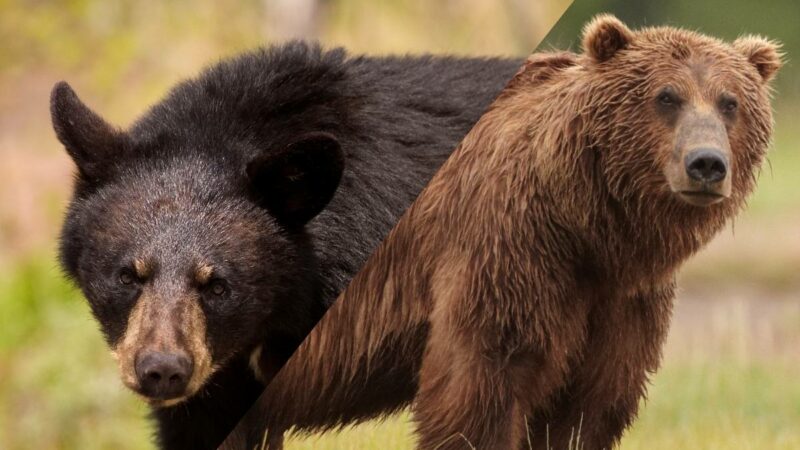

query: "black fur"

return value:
[53, 41, 522, 449]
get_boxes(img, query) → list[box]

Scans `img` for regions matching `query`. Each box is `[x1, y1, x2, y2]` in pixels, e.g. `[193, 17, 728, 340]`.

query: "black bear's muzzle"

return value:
[135, 351, 194, 400]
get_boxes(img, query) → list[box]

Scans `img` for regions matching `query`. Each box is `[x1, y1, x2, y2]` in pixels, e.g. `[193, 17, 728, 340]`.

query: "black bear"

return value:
[51, 41, 522, 449]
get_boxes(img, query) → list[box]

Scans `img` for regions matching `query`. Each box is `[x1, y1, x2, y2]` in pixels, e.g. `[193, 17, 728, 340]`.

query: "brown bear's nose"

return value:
[135, 351, 193, 399]
[685, 149, 728, 183]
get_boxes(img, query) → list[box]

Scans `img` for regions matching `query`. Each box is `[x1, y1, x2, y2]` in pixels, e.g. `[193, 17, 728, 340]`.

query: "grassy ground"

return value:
[621, 361, 800, 450]
[284, 361, 800, 450]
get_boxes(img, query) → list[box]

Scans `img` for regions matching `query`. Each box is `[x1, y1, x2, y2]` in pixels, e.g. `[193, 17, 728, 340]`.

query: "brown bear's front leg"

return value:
[412, 266, 590, 450]
[412, 329, 528, 450]
[525, 284, 675, 450]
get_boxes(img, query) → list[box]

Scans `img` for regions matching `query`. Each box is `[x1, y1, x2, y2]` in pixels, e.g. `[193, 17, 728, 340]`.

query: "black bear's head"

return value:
[51, 80, 344, 406]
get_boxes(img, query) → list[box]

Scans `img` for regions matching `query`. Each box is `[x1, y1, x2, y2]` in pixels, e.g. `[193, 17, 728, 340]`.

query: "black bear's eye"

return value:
[119, 268, 135, 285]
[209, 280, 227, 296]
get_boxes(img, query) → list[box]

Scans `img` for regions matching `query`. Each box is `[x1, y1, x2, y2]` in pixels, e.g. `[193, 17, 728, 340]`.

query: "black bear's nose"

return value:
[135, 352, 193, 399]
[685, 149, 728, 183]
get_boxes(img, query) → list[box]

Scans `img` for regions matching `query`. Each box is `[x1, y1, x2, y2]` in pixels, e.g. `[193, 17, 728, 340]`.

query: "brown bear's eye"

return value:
[119, 269, 135, 285]
[210, 280, 227, 296]
[719, 96, 738, 115]
[656, 89, 680, 107]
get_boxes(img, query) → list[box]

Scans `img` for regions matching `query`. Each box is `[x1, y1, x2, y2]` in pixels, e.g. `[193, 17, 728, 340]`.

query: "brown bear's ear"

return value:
[246, 132, 344, 228]
[733, 35, 784, 83]
[50, 81, 127, 183]
[582, 14, 634, 63]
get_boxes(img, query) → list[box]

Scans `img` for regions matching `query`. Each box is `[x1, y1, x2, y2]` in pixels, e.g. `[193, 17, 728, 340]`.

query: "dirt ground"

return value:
[669, 286, 800, 363]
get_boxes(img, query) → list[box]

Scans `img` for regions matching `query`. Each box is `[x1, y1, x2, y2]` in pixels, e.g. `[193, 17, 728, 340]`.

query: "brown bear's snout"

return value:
[673, 145, 731, 206]
[135, 351, 193, 400]
[685, 148, 728, 184]
[668, 109, 733, 207]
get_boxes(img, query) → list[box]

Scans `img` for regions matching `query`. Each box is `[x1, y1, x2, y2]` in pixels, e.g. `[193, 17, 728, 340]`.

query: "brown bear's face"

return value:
[652, 76, 736, 206]
[582, 15, 782, 210]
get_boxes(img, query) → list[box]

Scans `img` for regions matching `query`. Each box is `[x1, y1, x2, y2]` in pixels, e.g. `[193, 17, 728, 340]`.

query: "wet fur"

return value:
[224, 18, 780, 450]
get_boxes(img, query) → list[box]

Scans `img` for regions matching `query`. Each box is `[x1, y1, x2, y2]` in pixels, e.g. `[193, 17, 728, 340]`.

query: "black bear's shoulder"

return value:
[127, 42, 523, 155]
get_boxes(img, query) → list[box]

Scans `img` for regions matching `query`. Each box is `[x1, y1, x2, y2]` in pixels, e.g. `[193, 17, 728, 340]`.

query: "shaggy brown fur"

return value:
[223, 15, 782, 450]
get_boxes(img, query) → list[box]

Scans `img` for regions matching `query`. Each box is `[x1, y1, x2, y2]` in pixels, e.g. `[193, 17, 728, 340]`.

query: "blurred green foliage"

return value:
[0, 257, 151, 449]
[0, 257, 77, 354]
[0, 0, 563, 111]
[0, 0, 271, 116]
[283, 359, 800, 449]
[543, 0, 800, 100]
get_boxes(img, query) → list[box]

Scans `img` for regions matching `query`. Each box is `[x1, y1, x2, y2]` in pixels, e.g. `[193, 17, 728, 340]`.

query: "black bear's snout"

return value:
[685, 149, 728, 183]
[135, 352, 193, 399]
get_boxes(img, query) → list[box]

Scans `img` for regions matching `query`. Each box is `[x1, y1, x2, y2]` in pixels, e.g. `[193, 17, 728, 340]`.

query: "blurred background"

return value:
[0, 0, 796, 449]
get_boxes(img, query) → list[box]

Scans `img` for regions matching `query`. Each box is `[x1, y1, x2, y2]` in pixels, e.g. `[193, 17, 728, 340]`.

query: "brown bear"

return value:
[222, 15, 783, 450]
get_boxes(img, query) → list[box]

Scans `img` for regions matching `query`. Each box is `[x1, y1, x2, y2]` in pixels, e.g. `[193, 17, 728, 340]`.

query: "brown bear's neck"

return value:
[511, 77, 738, 289]
[583, 189, 733, 289]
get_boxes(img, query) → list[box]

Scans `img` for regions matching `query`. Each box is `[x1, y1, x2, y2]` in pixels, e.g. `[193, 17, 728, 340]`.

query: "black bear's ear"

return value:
[247, 132, 344, 228]
[733, 35, 784, 83]
[50, 81, 126, 182]
[582, 14, 634, 63]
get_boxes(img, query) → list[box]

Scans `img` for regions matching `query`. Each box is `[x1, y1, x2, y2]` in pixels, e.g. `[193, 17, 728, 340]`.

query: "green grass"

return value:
[621, 361, 800, 450]
[286, 415, 416, 450]
[281, 360, 800, 450]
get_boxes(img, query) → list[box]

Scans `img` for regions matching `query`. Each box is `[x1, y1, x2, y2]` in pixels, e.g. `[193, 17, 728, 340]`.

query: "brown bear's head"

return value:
[580, 14, 782, 211]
